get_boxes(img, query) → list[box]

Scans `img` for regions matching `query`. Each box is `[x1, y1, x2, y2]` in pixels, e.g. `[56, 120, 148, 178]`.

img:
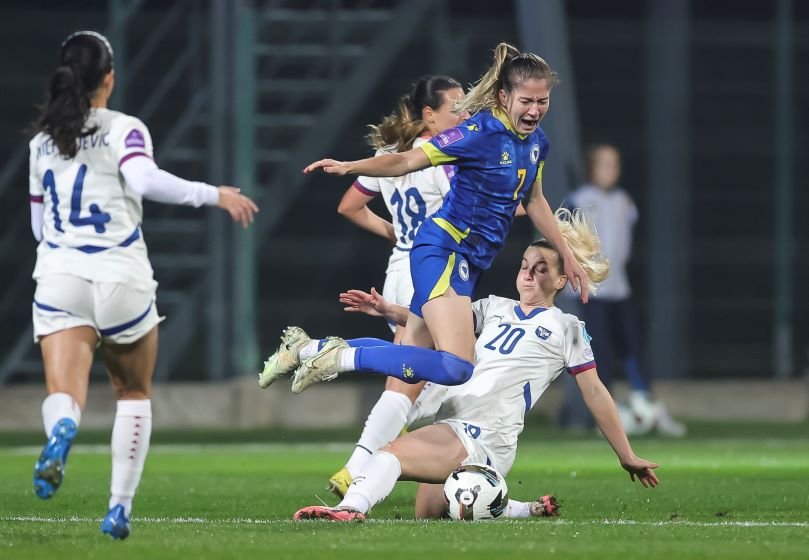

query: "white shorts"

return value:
[33, 274, 162, 344]
[382, 250, 414, 332]
[437, 419, 517, 477]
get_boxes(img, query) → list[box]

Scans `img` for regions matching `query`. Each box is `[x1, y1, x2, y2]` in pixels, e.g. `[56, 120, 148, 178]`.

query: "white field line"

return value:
[1, 516, 807, 528]
[2, 442, 354, 456]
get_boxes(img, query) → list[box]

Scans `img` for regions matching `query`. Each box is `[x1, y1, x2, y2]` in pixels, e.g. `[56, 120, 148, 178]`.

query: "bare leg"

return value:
[338, 424, 468, 515]
[40, 326, 98, 410]
[415, 483, 448, 519]
[34, 327, 98, 499]
[98, 325, 158, 536]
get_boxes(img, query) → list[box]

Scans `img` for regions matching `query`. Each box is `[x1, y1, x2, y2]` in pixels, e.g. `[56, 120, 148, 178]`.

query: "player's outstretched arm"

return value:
[339, 287, 409, 327]
[303, 148, 431, 178]
[337, 186, 395, 243]
[575, 369, 660, 488]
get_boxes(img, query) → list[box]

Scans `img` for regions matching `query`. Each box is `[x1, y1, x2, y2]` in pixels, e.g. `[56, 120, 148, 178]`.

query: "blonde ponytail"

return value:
[365, 94, 426, 152]
[457, 42, 560, 118]
[532, 208, 610, 293]
[456, 43, 520, 116]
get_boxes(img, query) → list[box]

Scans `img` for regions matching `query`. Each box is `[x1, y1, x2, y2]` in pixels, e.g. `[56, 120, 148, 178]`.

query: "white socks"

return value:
[41, 392, 81, 436]
[299, 341, 355, 372]
[504, 499, 531, 518]
[345, 390, 412, 478]
[338, 348, 356, 371]
[339, 451, 401, 514]
[109, 399, 152, 517]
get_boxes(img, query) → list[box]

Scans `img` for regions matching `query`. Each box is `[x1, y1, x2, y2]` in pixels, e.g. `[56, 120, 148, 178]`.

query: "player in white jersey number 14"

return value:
[27, 30, 258, 540]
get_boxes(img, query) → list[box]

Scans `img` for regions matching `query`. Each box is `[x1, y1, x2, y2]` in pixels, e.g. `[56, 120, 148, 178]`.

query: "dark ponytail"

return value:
[366, 75, 462, 152]
[35, 31, 114, 158]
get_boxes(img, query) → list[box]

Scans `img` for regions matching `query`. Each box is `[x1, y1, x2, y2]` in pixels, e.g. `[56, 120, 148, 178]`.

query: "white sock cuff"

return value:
[381, 390, 415, 410]
[376, 450, 402, 478]
[42, 392, 82, 434]
[116, 399, 152, 418]
[339, 348, 357, 371]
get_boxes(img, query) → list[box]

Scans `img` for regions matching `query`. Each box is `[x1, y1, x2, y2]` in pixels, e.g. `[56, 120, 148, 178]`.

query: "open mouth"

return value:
[520, 118, 538, 130]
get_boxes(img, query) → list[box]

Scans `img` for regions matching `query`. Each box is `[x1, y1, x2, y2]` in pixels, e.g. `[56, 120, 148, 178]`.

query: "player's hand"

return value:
[303, 159, 350, 175]
[339, 287, 387, 317]
[620, 456, 660, 488]
[217, 186, 259, 228]
[564, 257, 590, 304]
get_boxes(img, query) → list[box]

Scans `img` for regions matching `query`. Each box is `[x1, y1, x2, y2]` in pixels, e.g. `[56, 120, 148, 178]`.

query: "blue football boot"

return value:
[33, 418, 78, 499]
[101, 504, 131, 540]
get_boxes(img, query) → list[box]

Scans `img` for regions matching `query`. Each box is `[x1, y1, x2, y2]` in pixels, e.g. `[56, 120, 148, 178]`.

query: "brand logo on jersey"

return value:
[436, 128, 464, 147]
[466, 123, 480, 131]
[530, 144, 540, 165]
[535, 326, 552, 340]
[442, 165, 457, 180]
[402, 365, 415, 379]
[458, 258, 470, 281]
[500, 151, 513, 165]
[125, 129, 146, 148]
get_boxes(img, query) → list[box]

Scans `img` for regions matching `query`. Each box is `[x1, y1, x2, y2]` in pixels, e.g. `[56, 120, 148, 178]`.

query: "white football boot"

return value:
[291, 337, 349, 394]
[259, 326, 311, 388]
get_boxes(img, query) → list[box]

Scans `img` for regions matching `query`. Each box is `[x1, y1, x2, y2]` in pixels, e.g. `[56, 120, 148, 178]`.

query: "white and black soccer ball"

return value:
[444, 463, 509, 520]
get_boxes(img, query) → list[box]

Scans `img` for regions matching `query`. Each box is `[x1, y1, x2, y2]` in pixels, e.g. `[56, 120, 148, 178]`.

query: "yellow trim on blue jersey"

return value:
[536, 160, 545, 183]
[420, 142, 458, 166]
[428, 252, 456, 300]
[433, 218, 471, 244]
[492, 107, 528, 140]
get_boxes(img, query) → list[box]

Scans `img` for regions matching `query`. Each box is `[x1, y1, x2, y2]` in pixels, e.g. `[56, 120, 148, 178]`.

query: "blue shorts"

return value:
[409, 245, 482, 317]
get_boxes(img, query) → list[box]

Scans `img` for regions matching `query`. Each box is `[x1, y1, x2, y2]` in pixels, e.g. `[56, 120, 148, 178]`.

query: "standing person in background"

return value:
[565, 143, 685, 436]
[29, 30, 258, 539]
[260, 75, 468, 497]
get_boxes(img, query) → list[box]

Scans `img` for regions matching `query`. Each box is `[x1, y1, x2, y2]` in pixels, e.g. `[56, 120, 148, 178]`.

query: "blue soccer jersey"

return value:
[418, 108, 550, 269]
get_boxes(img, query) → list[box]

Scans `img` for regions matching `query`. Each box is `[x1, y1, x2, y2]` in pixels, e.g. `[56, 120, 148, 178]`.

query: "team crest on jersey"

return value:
[458, 258, 470, 281]
[530, 144, 540, 165]
[535, 326, 552, 340]
[125, 129, 146, 148]
[500, 151, 513, 165]
[436, 128, 464, 147]
[585, 347, 594, 360]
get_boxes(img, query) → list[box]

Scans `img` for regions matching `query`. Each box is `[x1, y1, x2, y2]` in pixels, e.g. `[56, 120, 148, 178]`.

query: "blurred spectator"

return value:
[560, 143, 686, 437]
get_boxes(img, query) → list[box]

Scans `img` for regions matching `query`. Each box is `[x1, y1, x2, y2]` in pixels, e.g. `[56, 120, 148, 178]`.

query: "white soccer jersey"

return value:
[435, 295, 596, 448]
[29, 108, 156, 287]
[353, 137, 453, 254]
[567, 184, 638, 300]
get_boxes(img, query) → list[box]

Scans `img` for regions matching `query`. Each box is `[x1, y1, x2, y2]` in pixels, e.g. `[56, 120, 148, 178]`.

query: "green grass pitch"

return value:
[1, 429, 807, 559]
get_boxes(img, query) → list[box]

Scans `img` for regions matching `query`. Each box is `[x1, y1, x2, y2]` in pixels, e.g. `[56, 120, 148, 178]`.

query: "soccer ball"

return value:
[444, 463, 509, 520]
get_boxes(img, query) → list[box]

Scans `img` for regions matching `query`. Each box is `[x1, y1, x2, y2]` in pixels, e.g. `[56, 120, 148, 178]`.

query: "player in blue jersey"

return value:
[294, 43, 588, 393]
[262, 76, 468, 496]
[317, 76, 469, 495]
[28, 31, 257, 539]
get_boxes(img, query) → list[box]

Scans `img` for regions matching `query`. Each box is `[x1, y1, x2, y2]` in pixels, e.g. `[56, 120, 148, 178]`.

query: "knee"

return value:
[438, 352, 474, 385]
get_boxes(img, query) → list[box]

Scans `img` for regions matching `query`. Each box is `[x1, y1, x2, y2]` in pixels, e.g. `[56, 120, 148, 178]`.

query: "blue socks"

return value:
[355, 344, 473, 386]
